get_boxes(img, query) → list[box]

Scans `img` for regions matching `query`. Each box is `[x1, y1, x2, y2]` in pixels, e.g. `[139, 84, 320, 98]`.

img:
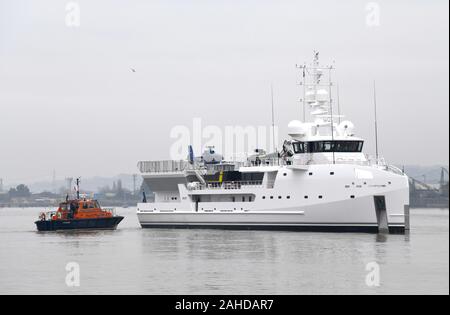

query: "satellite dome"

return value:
[338, 121, 355, 136]
[288, 120, 308, 139]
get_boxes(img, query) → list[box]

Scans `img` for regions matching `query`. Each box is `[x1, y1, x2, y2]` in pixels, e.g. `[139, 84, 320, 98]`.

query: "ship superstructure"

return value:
[136, 53, 410, 233]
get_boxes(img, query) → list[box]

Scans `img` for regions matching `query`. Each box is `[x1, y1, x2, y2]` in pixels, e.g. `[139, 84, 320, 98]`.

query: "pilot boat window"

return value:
[88, 202, 100, 209]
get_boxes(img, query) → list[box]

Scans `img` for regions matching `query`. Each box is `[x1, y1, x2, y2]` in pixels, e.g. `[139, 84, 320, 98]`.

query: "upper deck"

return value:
[138, 154, 404, 176]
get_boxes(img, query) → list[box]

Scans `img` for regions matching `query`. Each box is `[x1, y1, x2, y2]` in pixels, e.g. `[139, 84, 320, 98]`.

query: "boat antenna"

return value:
[329, 65, 336, 165]
[302, 63, 306, 121]
[373, 81, 380, 163]
[271, 83, 277, 153]
[295, 62, 307, 121]
[142, 191, 147, 203]
[337, 83, 342, 124]
[76, 177, 81, 200]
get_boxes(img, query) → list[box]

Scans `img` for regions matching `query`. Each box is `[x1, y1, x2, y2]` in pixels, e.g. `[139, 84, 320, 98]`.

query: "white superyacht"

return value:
[136, 53, 410, 233]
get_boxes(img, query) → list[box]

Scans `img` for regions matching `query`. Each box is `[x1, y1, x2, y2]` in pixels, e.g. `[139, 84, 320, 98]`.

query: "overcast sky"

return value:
[0, 0, 448, 184]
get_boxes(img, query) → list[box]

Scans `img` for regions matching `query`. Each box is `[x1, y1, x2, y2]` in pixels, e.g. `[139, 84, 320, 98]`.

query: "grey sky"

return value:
[0, 0, 448, 184]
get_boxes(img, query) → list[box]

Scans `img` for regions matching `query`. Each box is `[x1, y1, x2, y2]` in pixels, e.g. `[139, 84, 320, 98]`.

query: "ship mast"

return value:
[297, 51, 337, 129]
[270, 83, 277, 153]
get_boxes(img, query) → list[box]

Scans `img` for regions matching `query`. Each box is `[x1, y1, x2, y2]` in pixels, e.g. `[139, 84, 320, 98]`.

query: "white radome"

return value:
[338, 120, 355, 136]
[288, 120, 308, 138]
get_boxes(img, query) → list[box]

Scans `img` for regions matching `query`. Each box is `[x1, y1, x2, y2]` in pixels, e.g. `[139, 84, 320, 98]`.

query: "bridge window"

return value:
[293, 142, 306, 154]
[307, 141, 364, 153]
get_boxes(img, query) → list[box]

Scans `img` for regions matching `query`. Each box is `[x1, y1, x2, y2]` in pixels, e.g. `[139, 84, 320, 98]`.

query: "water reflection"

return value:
[0, 208, 447, 294]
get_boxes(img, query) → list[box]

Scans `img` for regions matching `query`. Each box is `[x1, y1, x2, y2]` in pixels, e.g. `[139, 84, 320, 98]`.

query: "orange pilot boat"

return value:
[35, 179, 124, 232]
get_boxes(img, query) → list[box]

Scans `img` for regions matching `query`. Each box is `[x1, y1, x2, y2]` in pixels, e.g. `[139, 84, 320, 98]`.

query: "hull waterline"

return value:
[35, 216, 124, 232]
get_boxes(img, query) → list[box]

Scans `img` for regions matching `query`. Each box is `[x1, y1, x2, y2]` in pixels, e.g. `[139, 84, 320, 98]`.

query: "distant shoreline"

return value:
[1, 205, 447, 210]
[0, 201, 142, 209]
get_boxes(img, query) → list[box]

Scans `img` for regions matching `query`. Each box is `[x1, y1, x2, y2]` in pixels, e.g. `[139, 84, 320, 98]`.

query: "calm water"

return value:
[0, 207, 448, 295]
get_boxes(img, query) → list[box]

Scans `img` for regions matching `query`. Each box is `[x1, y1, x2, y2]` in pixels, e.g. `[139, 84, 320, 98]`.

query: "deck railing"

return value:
[138, 155, 405, 176]
[103, 208, 116, 216]
[138, 160, 192, 173]
[188, 180, 264, 191]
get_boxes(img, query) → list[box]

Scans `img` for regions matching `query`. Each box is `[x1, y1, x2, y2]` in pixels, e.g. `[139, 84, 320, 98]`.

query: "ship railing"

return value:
[138, 160, 193, 173]
[330, 159, 372, 166]
[289, 158, 372, 167]
[188, 180, 264, 191]
[139, 157, 405, 176]
[365, 155, 405, 175]
[241, 159, 284, 168]
[139, 159, 284, 174]
[384, 164, 405, 176]
[39, 211, 56, 221]
[103, 208, 116, 216]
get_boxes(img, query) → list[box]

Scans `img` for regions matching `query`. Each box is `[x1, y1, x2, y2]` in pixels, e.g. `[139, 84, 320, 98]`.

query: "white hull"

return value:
[137, 164, 409, 233]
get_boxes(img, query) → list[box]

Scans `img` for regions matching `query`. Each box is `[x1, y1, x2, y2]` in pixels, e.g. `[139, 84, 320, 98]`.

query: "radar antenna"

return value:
[297, 51, 335, 127]
[76, 177, 81, 200]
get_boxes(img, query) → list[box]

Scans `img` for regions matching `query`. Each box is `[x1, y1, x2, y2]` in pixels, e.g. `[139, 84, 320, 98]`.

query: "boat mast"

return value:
[76, 177, 81, 200]
[337, 83, 342, 124]
[271, 83, 277, 153]
[302, 64, 306, 121]
[373, 81, 379, 163]
[329, 65, 336, 165]
[296, 62, 307, 121]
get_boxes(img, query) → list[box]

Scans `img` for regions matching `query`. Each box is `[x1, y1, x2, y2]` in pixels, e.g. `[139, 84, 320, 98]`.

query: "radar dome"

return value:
[338, 121, 355, 136]
[288, 120, 308, 139]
